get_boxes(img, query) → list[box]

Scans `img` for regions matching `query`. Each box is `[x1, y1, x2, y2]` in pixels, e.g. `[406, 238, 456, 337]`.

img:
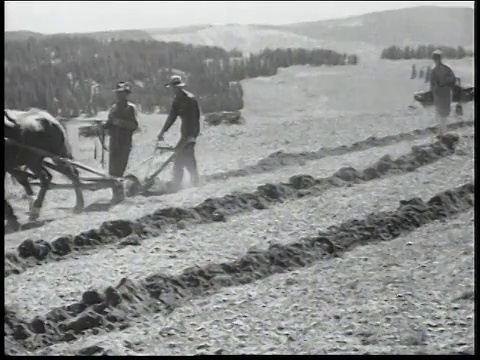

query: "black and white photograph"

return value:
[4, 0, 475, 355]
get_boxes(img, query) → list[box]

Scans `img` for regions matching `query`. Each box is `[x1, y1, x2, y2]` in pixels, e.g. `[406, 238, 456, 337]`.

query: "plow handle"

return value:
[144, 151, 177, 183]
[144, 139, 192, 183]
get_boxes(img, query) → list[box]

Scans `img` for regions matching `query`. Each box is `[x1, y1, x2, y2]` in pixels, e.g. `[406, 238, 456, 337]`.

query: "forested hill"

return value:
[4, 36, 357, 117]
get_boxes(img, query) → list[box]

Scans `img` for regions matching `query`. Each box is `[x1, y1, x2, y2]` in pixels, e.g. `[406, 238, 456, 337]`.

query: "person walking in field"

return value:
[157, 75, 201, 192]
[430, 49, 457, 136]
[104, 81, 139, 202]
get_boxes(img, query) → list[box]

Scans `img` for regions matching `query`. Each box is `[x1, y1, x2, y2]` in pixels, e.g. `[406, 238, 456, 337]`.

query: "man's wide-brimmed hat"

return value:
[114, 82, 132, 93]
[432, 49, 443, 58]
[165, 75, 186, 88]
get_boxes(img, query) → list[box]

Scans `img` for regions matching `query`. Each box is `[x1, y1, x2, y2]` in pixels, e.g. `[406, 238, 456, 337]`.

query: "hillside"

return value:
[69, 29, 153, 41]
[4, 30, 45, 41]
[5, 6, 473, 56]
[280, 6, 474, 47]
[4, 29, 153, 42]
[148, 24, 324, 54]
[147, 6, 473, 55]
[147, 24, 212, 36]
[146, 23, 382, 58]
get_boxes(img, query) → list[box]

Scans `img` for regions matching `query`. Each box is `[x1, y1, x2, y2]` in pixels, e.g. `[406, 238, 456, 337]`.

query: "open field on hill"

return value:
[5, 56, 474, 355]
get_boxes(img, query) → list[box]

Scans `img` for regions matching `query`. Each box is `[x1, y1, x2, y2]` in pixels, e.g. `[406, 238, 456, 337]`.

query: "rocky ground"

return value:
[4, 132, 474, 355]
[38, 210, 474, 356]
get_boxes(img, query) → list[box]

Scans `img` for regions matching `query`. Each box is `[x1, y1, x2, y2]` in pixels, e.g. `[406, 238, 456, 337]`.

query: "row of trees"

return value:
[381, 44, 473, 60]
[5, 36, 358, 116]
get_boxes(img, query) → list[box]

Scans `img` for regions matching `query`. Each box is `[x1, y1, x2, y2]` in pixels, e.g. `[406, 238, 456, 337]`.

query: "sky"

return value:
[5, 1, 475, 34]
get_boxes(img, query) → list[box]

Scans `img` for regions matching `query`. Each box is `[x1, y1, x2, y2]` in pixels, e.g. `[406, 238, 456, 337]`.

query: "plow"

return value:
[5, 132, 180, 199]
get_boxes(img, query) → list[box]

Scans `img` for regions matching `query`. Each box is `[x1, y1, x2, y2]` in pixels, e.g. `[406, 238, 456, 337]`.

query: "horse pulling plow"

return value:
[5, 136, 177, 197]
[4, 108, 182, 231]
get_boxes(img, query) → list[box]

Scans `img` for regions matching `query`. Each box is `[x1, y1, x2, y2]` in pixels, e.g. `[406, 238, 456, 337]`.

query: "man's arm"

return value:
[158, 101, 178, 139]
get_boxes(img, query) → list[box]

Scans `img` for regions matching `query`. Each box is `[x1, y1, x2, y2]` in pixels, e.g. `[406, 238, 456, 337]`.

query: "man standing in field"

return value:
[157, 75, 201, 192]
[430, 50, 457, 136]
[104, 81, 139, 202]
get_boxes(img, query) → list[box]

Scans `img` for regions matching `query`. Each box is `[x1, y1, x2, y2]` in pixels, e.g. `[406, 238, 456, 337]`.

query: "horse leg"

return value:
[63, 164, 85, 214]
[29, 167, 52, 221]
[10, 169, 35, 212]
[45, 161, 84, 213]
[4, 170, 21, 231]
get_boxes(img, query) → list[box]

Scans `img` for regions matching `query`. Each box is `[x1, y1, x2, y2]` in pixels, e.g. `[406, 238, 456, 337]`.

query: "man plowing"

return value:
[157, 75, 201, 192]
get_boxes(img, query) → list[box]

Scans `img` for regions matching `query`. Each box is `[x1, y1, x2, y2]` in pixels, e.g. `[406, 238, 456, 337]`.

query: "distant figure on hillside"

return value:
[157, 75, 201, 192]
[419, 68, 424, 79]
[104, 81, 139, 203]
[411, 64, 417, 79]
[430, 50, 456, 136]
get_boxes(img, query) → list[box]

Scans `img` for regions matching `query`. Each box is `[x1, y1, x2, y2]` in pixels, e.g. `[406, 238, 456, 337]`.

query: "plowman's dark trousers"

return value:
[109, 126, 133, 200]
[172, 137, 199, 190]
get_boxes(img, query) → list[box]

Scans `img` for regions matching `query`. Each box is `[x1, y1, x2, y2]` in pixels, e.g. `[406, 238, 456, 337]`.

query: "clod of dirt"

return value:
[100, 220, 135, 238]
[118, 236, 142, 248]
[333, 167, 363, 182]
[17, 239, 35, 258]
[51, 236, 72, 256]
[82, 290, 104, 306]
[289, 175, 315, 189]
[177, 220, 188, 230]
[105, 287, 122, 307]
[437, 133, 460, 149]
[12, 324, 30, 340]
[66, 312, 103, 334]
[76, 344, 106, 356]
[212, 211, 226, 222]
[73, 235, 94, 247]
[17, 239, 51, 260]
[30, 317, 46, 334]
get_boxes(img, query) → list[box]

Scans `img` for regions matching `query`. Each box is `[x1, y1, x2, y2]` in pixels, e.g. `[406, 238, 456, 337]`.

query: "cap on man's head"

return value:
[114, 82, 132, 93]
[432, 49, 443, 58]
[165, 75, 186, 88]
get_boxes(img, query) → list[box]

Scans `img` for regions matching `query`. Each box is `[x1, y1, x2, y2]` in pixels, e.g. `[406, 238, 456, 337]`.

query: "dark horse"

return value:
[4, 109, 84, 231]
